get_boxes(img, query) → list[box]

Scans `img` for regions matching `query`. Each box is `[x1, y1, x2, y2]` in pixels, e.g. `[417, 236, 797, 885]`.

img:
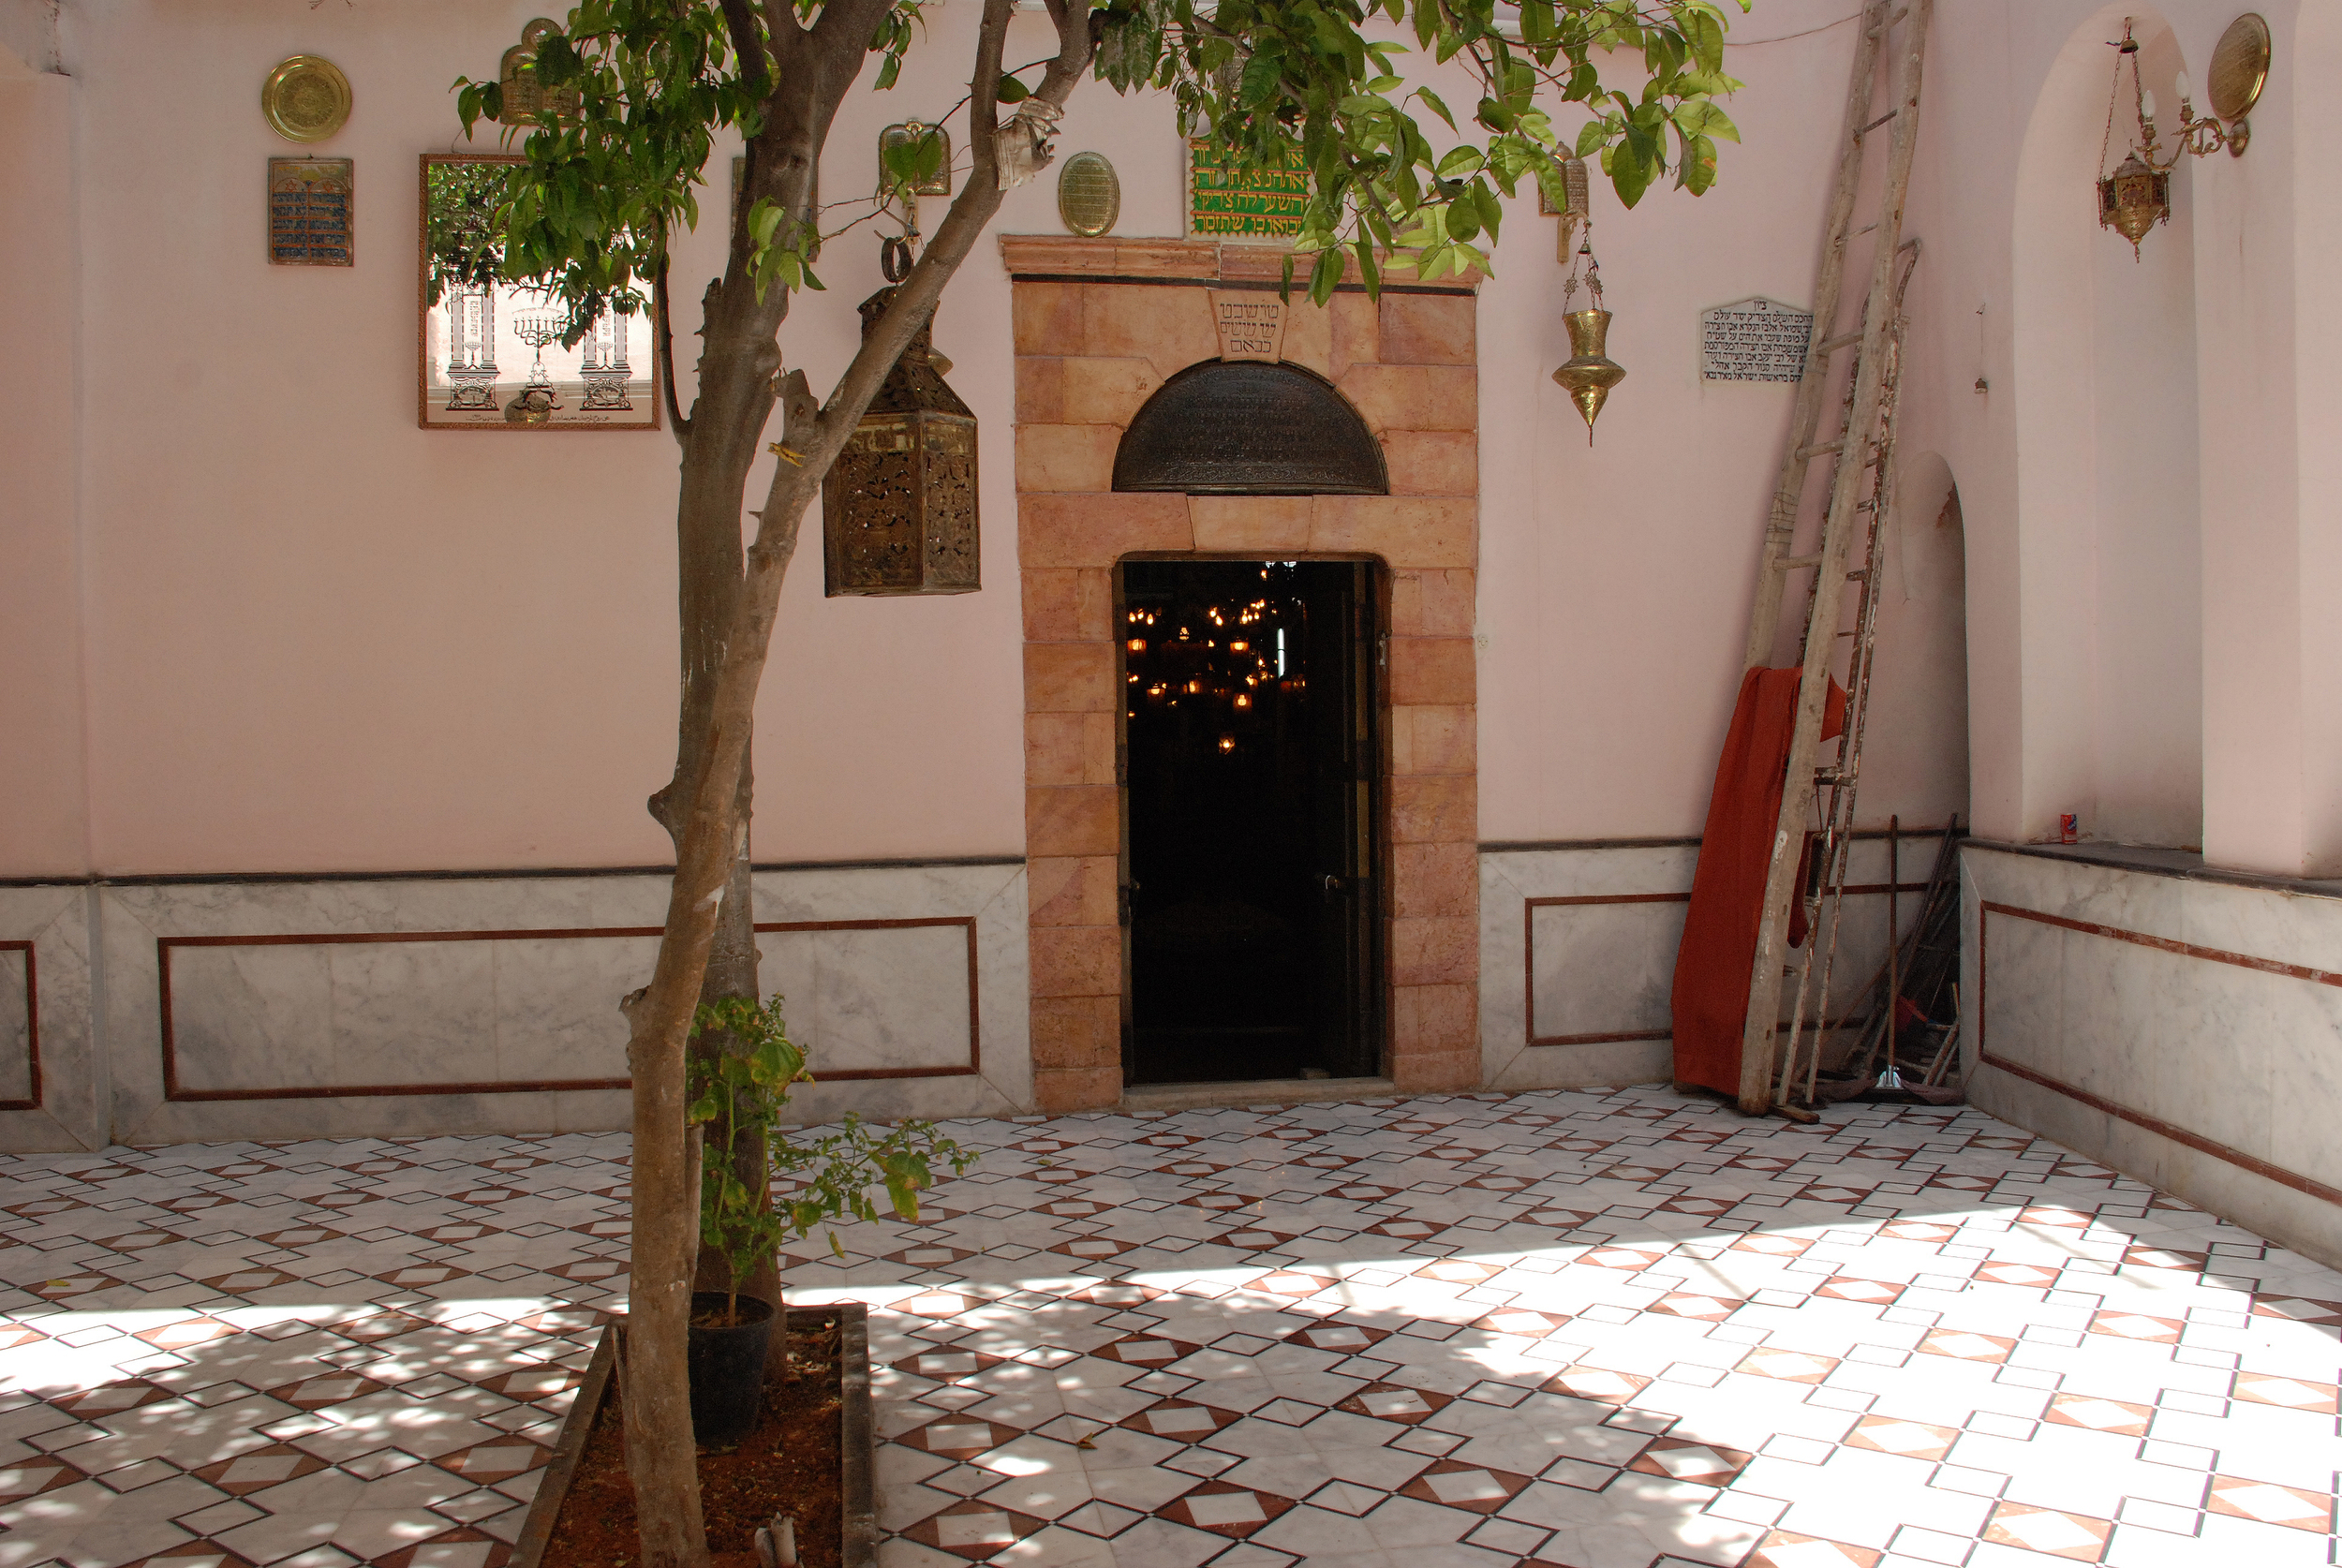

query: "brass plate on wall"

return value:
[1057, 151, 1120, 237]
[2208, 13, 2270, 124]
[261, 55, 352, 144]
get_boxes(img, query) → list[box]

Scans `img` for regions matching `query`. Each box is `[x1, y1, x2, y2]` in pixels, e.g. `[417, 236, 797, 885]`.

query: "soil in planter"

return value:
[547, 1311, 845, 1568]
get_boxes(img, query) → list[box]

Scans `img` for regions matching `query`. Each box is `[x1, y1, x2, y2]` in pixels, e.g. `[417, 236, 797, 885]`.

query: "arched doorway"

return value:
[1113, 364, 1388, 1085]
[1008, 240, 1484, 1112]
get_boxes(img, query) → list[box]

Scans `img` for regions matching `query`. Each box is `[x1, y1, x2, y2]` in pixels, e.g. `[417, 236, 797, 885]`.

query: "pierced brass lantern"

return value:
[2097, 151, 2170, 257]
[823, 288, 980, 597]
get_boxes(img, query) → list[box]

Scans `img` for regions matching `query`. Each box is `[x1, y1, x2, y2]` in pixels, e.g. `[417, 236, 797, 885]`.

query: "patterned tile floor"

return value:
[0, 1087, 2336, 1568]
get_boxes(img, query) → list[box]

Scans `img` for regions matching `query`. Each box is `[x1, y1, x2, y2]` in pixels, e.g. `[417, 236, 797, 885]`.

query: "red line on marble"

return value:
[1520, 890, 1909, 1049]
[1977, 901, 2342, 1207]
[1980, 900, 2342, 987]
[0, 940, 37, 1112]
[156, 917, 982, 1101]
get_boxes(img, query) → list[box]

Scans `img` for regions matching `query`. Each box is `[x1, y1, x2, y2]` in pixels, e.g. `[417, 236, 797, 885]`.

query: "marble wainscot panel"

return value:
[1963, 842, 2342, 1268]
[1481, 834, 1952, 1094]
[0, 882, 103, 1151]
[88, 860, 1029, 1147]
[751, 861, 1030, 1123]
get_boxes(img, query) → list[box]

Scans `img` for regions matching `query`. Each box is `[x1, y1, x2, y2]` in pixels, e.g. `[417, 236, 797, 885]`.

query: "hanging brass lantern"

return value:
[2097, 150, 2170, 257]
[2092, 17, 2253, 260]
[1551, 234, 1624, 441]
[822, 288, 979, 597]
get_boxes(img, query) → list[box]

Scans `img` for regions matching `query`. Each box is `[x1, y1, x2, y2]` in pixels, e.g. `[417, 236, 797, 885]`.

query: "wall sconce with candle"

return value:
[2097, 14, 2268, 259]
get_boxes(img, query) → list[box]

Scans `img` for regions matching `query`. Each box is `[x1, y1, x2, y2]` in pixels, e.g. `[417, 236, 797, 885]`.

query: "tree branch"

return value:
[654, 256, 690, 444]
[808, 0, 900, 54]
[793, 0, 1087, 459]
[719, 0, 771, 98]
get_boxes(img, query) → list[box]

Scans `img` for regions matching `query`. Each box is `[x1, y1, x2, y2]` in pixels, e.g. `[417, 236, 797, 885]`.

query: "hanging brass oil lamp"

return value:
[2096, 23, 2170, 259]
[2097, 149, 2169, 258]
[2096, 17, 2262, 260]
[1551, 230, 1624, 442]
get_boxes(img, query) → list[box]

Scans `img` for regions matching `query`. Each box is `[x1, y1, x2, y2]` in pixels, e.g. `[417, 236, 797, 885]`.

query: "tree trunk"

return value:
[619, 3, 1089, 1563]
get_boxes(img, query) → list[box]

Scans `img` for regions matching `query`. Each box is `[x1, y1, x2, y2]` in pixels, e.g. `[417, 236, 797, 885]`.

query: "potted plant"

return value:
[681, 996, 969, 1447]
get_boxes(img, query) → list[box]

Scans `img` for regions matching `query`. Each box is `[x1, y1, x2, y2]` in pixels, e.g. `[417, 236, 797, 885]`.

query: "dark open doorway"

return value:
[1119, 559, 1380, 1086]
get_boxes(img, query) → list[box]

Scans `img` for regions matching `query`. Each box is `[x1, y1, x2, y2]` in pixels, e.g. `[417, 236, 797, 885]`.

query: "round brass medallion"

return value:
[2207, 12, 2270, 124]
[1057, 151, 1120, 238]
[262, 55, 352, 144]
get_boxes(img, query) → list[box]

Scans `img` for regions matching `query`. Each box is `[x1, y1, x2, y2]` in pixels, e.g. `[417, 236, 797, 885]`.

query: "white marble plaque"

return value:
[1700, 296, 1814, 383]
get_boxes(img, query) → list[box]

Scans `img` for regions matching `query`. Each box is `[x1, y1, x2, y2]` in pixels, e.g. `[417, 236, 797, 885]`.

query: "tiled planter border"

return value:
[1005, 237, 1481, 1112]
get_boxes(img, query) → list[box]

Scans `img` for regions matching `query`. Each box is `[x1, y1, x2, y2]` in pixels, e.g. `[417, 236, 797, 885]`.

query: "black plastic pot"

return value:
[686, 1292, 776, 1447]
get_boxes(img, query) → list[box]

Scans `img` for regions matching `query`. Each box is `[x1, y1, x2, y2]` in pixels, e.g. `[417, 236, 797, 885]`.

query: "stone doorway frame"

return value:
[1005, 237, 1481, 1113]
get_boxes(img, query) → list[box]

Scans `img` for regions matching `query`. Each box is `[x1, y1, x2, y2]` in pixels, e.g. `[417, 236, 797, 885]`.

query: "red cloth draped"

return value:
[1670, 669, 1845, 1097]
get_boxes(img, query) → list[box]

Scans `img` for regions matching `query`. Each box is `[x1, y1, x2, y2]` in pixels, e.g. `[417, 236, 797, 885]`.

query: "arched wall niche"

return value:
[2009, 3, 2202, 849]
[1862, 451, 1970, 830]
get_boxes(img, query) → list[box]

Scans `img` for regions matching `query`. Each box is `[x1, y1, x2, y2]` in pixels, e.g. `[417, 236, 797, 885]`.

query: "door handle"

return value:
[1322, 874, 1345, 900]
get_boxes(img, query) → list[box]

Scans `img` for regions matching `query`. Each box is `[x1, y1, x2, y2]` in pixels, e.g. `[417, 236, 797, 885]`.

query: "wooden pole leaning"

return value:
[1739, 0, 1890, 673]
[1734, 0, 1934, 1115]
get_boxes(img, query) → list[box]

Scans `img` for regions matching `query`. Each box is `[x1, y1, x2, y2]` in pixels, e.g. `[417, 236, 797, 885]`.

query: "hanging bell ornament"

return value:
[1551, 240, 1624, 442]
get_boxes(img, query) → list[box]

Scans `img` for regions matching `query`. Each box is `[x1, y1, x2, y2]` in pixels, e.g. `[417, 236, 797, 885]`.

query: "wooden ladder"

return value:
[1731, 0, 1934, 1116]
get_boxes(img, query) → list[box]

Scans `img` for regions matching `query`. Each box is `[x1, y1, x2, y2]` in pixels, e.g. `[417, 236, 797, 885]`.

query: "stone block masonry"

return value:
[1005, 237, 1483, 1113]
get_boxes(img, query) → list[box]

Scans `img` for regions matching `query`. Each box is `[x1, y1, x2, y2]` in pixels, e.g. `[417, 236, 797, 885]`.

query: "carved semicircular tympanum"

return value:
[1111, 360, 1388, 496]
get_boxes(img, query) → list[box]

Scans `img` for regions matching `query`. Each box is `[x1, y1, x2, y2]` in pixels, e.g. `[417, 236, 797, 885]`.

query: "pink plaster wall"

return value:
[0, 64, 88, 879]
[10, 0, 2151, 880]
[1473, 0, 1971, 845]
[1900, 0, 2326, 872]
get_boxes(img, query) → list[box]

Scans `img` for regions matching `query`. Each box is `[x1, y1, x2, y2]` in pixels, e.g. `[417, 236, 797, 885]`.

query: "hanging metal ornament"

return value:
[820, 287, 979, 597]
[875, 224, 947, 373]
[1551, 230, 1625, 442]
[2094, 21, 2170, 259]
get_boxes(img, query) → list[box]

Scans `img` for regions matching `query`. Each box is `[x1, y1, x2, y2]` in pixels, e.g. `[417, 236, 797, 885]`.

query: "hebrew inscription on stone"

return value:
[1700, 296, 1815, 383]
[1209, 290, 1287, 362]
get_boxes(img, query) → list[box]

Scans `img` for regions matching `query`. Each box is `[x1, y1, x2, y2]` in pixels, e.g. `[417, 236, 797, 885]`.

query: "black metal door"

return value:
[1119, 559, 1379, 1085]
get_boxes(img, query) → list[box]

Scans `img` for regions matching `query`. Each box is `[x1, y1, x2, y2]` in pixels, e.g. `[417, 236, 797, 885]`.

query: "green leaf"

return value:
[1307, 244, 1342, 303]
[1435, 145, 1482, 178]
[1611, 140, 1656, 207]
[997, 73, 1030, 102]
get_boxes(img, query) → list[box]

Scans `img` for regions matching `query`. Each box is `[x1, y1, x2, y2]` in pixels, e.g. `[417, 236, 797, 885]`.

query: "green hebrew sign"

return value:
[1188, 139, 1309, 239]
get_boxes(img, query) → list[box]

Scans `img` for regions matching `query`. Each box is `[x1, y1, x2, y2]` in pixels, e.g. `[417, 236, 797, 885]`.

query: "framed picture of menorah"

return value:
[417, 155, 662, 431]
